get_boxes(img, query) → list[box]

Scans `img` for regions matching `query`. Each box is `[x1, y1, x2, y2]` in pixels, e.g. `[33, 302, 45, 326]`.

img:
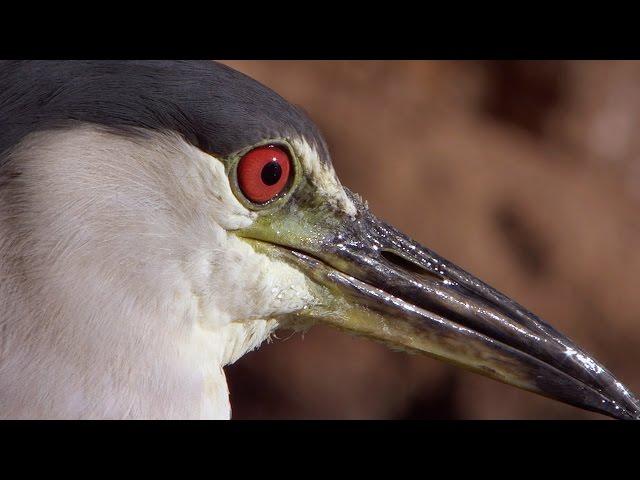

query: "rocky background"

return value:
[220, 61, 640, 419]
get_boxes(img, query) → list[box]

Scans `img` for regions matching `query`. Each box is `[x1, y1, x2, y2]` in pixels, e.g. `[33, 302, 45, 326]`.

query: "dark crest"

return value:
[0, 60, 330, 167]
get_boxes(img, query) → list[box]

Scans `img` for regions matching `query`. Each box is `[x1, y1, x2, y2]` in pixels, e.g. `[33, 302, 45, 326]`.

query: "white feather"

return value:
[0, 125, 317, 419]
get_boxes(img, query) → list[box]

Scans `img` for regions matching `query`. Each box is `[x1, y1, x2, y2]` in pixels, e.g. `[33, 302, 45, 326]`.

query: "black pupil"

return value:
[261, 160, 282, 186]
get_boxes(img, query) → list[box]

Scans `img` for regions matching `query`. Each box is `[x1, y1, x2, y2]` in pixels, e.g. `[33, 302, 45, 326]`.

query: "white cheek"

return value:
[178, 139, 317, 328]
[188, 234, 316, 329]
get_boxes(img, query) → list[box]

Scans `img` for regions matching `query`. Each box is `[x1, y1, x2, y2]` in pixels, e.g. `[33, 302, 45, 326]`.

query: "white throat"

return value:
[0, 125, 314, 419]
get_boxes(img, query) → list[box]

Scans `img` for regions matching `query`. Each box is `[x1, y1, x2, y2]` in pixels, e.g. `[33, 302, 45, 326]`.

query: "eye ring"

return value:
[236, 144, 292, 205]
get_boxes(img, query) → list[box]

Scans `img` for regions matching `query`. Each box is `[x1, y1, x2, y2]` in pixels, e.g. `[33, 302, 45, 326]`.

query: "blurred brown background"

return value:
[221, 61, 640, 419]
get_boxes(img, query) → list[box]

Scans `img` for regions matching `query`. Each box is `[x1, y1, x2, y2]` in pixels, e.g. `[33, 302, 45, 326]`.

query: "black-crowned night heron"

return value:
[0, 60, 638, 419]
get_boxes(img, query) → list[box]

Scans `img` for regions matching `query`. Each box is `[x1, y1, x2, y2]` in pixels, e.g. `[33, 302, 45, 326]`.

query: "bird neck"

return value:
[0, 272, 276, 418]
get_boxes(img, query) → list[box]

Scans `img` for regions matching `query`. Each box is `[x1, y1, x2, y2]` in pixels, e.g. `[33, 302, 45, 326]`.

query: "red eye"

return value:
[237, 145, 291, 204]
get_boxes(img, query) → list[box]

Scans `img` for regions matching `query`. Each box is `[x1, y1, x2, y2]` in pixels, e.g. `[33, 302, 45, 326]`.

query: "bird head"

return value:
[1, 60, 638, 419]
[223, 135, 640, 420]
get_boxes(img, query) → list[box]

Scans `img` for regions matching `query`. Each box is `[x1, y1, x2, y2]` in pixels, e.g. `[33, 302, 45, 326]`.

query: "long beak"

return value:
[243, 195, 640, 420]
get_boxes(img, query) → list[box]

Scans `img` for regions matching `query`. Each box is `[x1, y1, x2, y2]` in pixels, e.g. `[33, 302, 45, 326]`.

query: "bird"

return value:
[0, 60, 638, 420]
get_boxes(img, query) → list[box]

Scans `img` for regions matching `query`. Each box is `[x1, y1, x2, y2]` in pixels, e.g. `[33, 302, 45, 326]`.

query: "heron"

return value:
[0, 60, 637, 420]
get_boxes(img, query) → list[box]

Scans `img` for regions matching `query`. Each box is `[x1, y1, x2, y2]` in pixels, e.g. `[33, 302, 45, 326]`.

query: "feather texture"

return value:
[0, 126, 315, 418]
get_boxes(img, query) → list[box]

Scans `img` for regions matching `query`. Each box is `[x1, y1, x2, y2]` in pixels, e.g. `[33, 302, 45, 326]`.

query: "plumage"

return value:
[0, 60, 329, 165]
[0, 125, 319, 418]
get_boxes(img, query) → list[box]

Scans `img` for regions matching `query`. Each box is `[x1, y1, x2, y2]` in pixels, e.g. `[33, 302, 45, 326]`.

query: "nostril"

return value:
[380, 249, 445, 282]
